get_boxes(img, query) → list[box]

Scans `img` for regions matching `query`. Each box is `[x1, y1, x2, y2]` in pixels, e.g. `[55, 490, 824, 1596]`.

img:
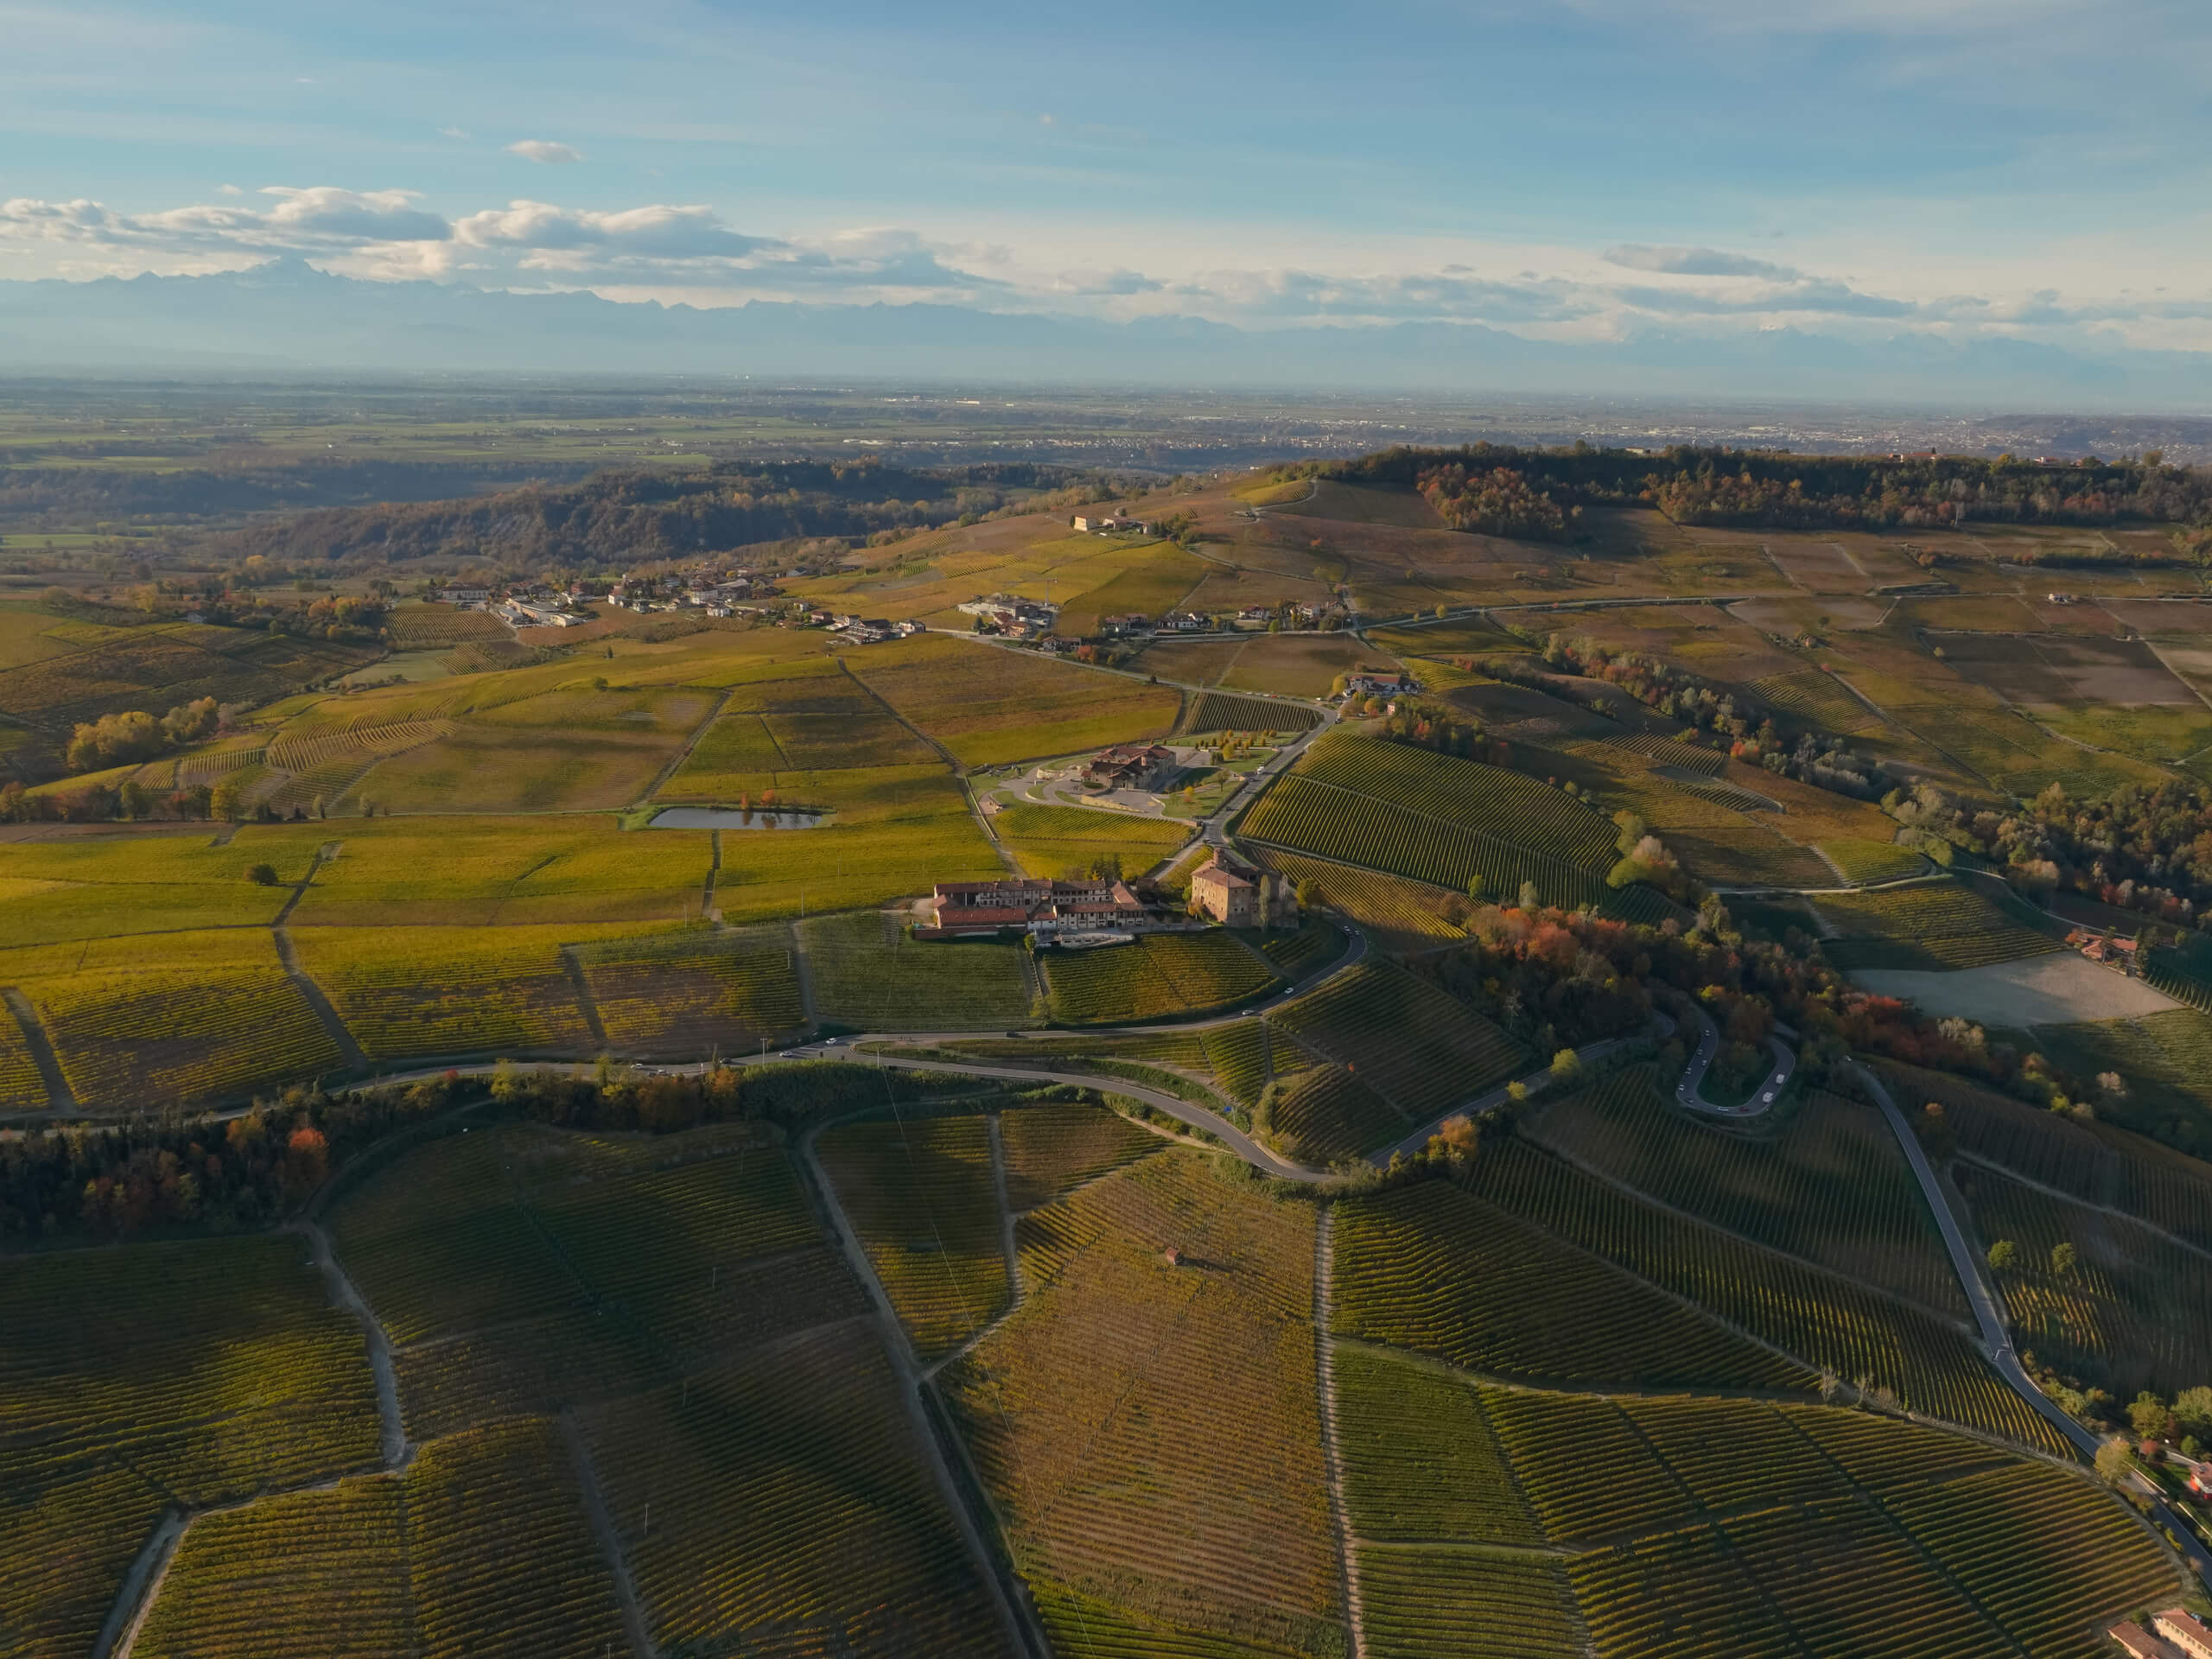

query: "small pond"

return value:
[649, 806, 828, 830]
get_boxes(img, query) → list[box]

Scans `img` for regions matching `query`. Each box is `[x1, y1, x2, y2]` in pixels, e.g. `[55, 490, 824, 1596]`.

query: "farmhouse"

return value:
[1160, 612, 1207, 633]
[958, 593, 1058, 632]
[1084, 744, 1177, 791]
[1190, 852, 1299, 929]
[2111, 1624, 2183, 1659]
[1072, 512, 1145, 532]
[922, 875, 1152, 938]
[2156, 1611, 2212, 1659]
[1345, 670, 1418, 696]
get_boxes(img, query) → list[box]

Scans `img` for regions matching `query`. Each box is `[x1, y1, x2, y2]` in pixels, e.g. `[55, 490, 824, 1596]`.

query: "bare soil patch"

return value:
[1853, 954, 2179, 1025]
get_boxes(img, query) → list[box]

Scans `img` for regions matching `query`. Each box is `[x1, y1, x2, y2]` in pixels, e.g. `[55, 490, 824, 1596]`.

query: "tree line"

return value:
[1300, 442, 2211, 535]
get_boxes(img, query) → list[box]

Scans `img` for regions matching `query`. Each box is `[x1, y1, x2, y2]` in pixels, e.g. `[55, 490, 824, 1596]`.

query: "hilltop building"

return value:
[1083, 744, 1177, 791]
[2157, 1610, 2212, 1659]
[1189, 852, 1299, 929]
[922, 875, 1151, 938]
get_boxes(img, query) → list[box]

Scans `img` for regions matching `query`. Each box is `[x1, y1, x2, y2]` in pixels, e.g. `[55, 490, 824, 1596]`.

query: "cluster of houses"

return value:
[2068, 927, 2142, 975]
[2110, 1607, 2212, 1659]
[435, 569, 781, 626]
[919, 851, 1295, 942]
[1344, 669, 1420, 698]
[1071, 512, 1154, 533]
[824, 614, 925, 644]
[957, 594, 1060, 639]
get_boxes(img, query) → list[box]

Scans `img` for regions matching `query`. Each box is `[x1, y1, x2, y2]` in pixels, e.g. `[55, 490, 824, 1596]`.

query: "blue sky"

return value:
[5, 0, 2210, 355]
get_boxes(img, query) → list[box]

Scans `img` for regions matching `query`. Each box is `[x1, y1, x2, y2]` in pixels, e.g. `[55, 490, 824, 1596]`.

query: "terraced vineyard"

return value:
[1042, 931, 1281, 1024]
[1243, 774, 1630, 916]
[1268, 1065, 1407, 1165]
[1268, 961, 1523, 1129]
[804, 907, 1036, 1029]
[1530, 1067, 1967, 1315]
[1820, 836, 1928, 884]
[817, 1110, 1011, 1356]
[587, 1320, 1016, 1656]
[573, 926, 804, 1052]
[1463, 1141, 2069, 1450]
[1259, 851, 1468, 950]
[950, 1151, 1341, 1656]
[1181, 688, 1324, 735]
[1816, 879, 2063, 971]
[1891, 1058, 2212, 1250]
[1963, 1160, 2212, 1395]
[10, 930, 343, 1109]
[1746, 667, 1884, 733]
[1289, 729, 1620, 867]
[0, 1235, 381, 1656]
[1333, 1180, 1814, 1392]
[2030, 1010, 2212, 1160]
[330, 1121, 867, 1439]
[1604, 729, 1726, 774]
[999, 1095, 1162, 1209]
[0, 997, 50, 1111]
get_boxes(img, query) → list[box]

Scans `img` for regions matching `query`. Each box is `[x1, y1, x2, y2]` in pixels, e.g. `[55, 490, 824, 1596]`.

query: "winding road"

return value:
[1672, 999, 1794, 1117]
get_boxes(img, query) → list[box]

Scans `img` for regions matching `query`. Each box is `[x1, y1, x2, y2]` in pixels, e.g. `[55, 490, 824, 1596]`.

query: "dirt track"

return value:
[1853, 952, 2179, 1025]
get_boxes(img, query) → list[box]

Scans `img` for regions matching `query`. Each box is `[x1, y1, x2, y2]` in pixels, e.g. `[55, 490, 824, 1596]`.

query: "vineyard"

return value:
[1198, 1017, 1274, 1106]
[1322, 1332, 2172, 1659]
[584, 1319, 1017, 1656]
[1332, 1181, 1814, 1393]
[0, 1234, 381, 1656]
[817, 1110, 1011, 1357]
[572, 926, 804, 1053]
[293, 924, 600, 1060]
[1819, 836, 1928, 884]
[803, 907, 1037, 1029]
[1043, 931, 1281, 1024]
[1745, 667, 1885, 733]
[990, 801, 1193, 880]
[1889, 1058, 2212, 1251]
[1357, 1547, 1583, 1659]
[1462, 1141, 2070, 1451]
[998, 1095, 1163, 1210]
[1268, 1065, 1406, 1165]
[1258, 851, 1469, 950]
[135, 1475, 414, 1659]
[404, 1417, 631, 1659]
[1332, 1344, 1541, 1545]
[10, 929, 343, 1109]
[1180, 689, 1323, 736]
[1529, 1067, 1967, 1316]
[1259, 916, 1348, 979]
[1964, 1160, 2212, 1395]
[1290, 729, 1620, 868]
[1268, 961, 1522, 1127]
[0, 998, 48, 1111]
[385, 604, 513, 650]
[950, 1151, 1342, 1656]
[1242, 774, 1640, 918]
[329, 1120, 868, 1437]
[2031, 1010, 2212, 1162]
[1816, 879, 2064, 971]
[1602, 730, 1726, 774]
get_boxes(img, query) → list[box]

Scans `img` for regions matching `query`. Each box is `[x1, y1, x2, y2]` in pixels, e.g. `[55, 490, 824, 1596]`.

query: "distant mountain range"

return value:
[3, 257, 2207, 408]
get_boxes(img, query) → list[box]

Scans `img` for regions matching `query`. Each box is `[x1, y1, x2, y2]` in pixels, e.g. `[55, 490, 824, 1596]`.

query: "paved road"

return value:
[1674, 1000, 1793, 1117]
[1854, 1060, 2212, 1580]
[1199, 703, 1339, 852]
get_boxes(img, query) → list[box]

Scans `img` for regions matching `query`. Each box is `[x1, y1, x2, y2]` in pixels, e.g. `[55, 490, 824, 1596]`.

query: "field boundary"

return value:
[3, 984, 74, 1111]
[559, 1411, 654, 1659]
[1314, 1207, 1367, 1659]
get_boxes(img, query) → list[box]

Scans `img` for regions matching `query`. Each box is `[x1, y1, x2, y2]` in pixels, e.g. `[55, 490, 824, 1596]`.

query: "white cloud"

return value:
[505, 140, 582, 165]
[3, 184, 2209, 353]
[1604, 244, 1798, 280]
[440, 126, 471, 140]
[217, 183, 242, 196]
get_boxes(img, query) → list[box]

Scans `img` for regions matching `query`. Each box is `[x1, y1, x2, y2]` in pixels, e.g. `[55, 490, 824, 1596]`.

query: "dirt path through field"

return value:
[797, 1110, 1048, 1657]
[1313, 1208, 1366, 1659]
[275, 926, 367, 1071]
[292, 1218, 410, 1469]
[3, 986, 76, 1111]
[559, 1413, 655, 1659]
[92, 1509, 187, 1659]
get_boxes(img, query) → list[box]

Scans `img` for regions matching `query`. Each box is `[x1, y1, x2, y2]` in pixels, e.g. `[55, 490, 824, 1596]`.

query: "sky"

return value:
[5, 0, 2212, 360]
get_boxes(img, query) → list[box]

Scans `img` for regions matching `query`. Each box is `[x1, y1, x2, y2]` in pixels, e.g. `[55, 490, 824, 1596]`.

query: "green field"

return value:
[1042, 931, 1281, 1023]
[1267, 960, 1523, 1135]
[989, 800, 1193, 877]
[803, 907, 1038, 1029]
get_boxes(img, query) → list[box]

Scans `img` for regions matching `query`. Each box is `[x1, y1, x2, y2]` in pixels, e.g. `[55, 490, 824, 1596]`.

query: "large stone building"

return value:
[921, 875, 1150, 938]
[1189, 852, 1298, 929]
